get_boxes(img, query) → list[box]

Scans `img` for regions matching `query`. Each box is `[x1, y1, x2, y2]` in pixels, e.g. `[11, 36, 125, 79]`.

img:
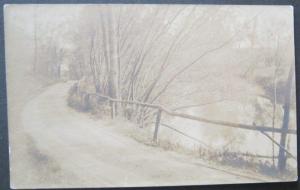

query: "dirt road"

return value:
[15, 82, 267, 188]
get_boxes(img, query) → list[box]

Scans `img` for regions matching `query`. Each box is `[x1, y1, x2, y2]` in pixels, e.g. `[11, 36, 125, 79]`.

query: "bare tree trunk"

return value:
[101, 6, 120, 116]
[271, 70, 277, 167]
[277, 63, 294, 172]
[33, 5, 38, 73]
[272, 37, 280, 167]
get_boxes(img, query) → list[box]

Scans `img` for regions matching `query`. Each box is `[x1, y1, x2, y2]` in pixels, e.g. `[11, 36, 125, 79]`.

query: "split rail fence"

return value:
[88, 92, 297, 171]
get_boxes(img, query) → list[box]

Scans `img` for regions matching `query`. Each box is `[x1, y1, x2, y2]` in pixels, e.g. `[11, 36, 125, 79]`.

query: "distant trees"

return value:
[31, 7, 81, 81]
[32, 25, 64, 80]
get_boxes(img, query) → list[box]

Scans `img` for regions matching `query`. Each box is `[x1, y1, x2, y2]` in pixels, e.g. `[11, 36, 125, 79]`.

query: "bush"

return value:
[67, 81, 110, 115]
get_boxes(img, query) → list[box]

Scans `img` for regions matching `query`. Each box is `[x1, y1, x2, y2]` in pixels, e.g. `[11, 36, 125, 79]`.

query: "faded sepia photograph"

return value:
[4, 4, 297, 189]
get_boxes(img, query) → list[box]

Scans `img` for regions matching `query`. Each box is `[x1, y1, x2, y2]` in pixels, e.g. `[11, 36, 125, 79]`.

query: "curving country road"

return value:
[18, 82, 270, 188]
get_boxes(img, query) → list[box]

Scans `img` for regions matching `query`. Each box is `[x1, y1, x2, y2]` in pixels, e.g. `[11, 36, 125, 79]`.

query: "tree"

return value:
[277, 63, 295, 171]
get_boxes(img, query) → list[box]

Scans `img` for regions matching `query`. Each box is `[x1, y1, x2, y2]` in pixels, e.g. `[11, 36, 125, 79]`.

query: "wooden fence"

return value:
[88, 92, 297, 171]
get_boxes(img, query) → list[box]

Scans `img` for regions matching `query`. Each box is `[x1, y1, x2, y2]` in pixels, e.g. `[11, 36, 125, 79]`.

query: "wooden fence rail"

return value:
[88, 92, 297, 170]
[91, 93, 296, 135]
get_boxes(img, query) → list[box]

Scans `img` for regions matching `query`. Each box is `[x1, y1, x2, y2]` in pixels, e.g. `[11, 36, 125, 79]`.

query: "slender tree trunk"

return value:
[101, 6, 120, 116]
[271, 67, 277, 167]
[33, 5, 38, 73]
[277, 63, 294, 172]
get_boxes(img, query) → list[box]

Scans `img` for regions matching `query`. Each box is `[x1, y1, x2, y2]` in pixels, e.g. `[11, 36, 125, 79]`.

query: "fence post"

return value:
[277, 64, 294, 172]
[153, 109, 162, 142]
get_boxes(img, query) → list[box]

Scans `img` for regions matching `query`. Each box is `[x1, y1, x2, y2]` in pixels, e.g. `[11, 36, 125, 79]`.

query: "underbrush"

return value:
[158, 138, 296, 180]
[67, 81, 111, 117]
[197, 148, 296, 179]
[67, 80, 155, 126]
[126, 128, 296, 180]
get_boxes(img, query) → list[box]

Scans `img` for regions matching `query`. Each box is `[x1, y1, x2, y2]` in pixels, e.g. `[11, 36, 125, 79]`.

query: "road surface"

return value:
[14, 82, 270, 188]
